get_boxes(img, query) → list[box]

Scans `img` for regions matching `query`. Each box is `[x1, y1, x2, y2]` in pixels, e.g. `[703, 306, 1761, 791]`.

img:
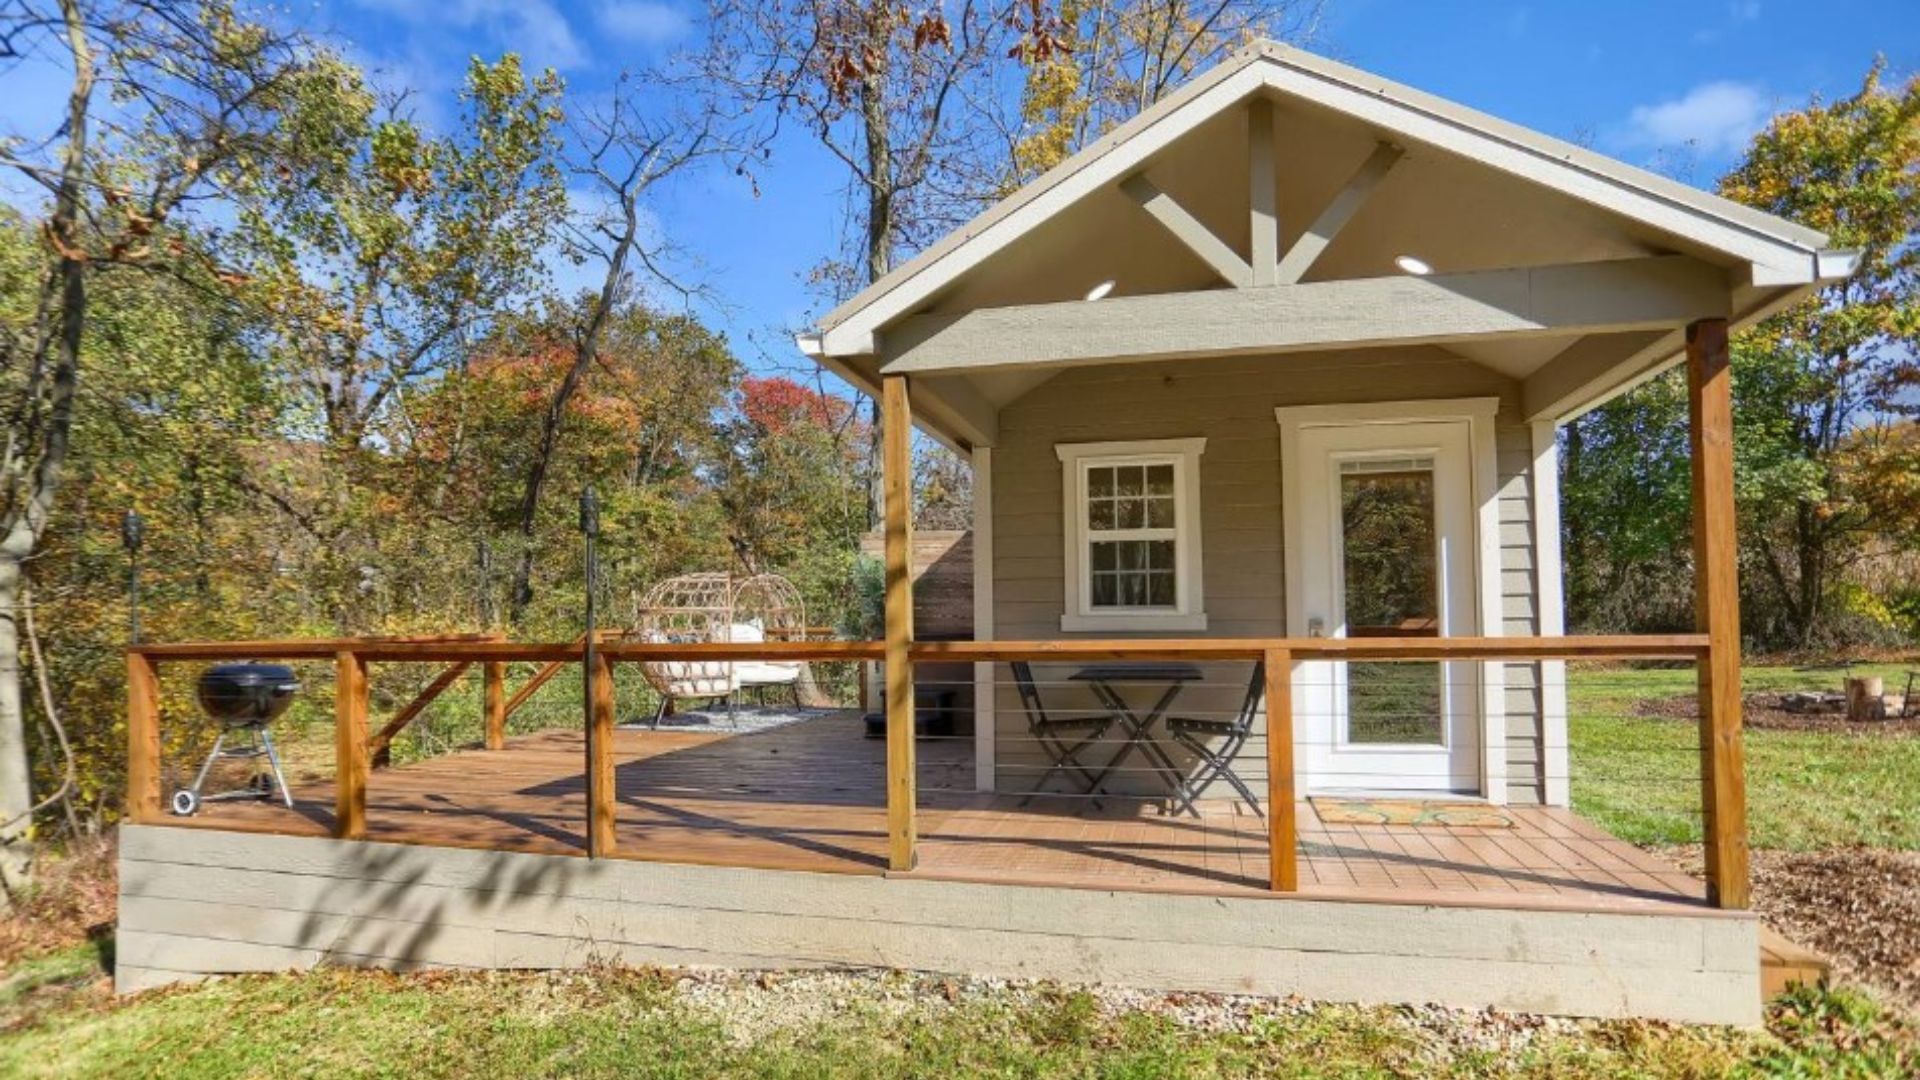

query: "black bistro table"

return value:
[1069, 662, 1204, 813]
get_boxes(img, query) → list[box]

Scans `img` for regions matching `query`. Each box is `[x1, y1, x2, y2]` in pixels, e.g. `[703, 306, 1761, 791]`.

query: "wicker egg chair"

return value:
[633, 572, 809, 725]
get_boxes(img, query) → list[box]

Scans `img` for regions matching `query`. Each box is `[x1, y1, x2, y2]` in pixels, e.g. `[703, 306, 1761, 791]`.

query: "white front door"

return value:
[1293, 419, 1482, 794]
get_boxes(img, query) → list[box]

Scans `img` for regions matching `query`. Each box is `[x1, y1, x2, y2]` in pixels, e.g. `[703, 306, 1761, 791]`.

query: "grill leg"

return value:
[188, 732, 228, 800]
[259, 727, 294, 808]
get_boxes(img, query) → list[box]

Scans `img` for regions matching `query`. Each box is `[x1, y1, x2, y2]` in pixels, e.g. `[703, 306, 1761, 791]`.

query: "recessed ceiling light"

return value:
[1084, 279, 1116, 301]
[1394, 255, 1433, 276]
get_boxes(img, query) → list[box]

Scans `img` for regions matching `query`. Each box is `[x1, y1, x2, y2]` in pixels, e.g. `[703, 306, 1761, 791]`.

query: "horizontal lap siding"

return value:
[1497, 425, 1547, 804]
[990, 348, 1547, 801]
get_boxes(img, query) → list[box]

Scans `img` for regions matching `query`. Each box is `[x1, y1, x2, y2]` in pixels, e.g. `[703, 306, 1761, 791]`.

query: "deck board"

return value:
[164, 712, 1711, 914]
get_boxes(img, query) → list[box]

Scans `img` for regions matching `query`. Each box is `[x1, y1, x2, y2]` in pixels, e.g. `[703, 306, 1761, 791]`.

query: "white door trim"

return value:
[1276, 398, 1505, 801]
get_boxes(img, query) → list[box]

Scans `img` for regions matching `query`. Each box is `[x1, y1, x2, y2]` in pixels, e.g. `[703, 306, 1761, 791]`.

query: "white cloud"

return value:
[597, 1, 691, 46]
[351, 0, 587, 70]
[1611, 81, 1771, 157]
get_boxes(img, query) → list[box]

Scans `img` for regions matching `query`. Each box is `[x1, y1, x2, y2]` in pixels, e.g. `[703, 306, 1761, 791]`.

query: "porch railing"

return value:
[126, 631, 1743, 906]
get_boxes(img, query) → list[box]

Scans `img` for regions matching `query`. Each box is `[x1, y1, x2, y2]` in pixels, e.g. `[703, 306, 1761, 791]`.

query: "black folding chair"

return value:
[1165, 660, 1266, 818]
[1010, 661, 1117, 802]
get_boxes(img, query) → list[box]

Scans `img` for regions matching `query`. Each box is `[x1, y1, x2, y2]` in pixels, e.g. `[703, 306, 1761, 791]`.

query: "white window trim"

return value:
[1056, 437, 1208, 633]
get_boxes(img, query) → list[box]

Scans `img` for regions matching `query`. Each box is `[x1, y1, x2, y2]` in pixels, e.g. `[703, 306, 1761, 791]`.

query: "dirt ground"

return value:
[1664, 844, 1920, 1011]
[1637, 692, 1920, 735]
[0, 835, 115, 969]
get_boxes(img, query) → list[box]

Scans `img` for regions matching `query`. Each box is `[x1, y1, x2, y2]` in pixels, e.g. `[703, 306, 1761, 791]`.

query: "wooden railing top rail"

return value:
[128, 633, 1707, 665]
[910, 634, 1710, 662]
[129, 633, 503, 661]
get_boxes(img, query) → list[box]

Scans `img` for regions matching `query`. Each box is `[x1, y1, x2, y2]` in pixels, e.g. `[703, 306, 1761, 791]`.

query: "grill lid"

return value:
[197, 662, 301, 725]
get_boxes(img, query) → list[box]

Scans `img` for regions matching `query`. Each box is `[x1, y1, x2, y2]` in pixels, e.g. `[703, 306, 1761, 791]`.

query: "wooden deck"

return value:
[165, 711, 1710, 915]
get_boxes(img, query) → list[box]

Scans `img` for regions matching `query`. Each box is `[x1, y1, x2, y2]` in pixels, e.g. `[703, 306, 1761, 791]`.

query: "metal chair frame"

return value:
[1165, 660, 1267, 818]
[1010, 661, 1117, 802]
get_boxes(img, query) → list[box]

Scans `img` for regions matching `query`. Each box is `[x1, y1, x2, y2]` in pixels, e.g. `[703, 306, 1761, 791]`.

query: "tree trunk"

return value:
[507, 195, 638, 627]
[1847, 677, 1886, 723]
[0, 0, 93, 898]
[859, 53, 893, 532]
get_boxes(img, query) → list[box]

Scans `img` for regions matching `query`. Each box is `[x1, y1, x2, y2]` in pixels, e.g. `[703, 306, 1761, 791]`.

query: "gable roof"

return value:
[805, 41, 1843, 360]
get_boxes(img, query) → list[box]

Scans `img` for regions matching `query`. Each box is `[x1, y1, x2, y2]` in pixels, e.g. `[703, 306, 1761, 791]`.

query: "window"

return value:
[1056, 438, 1206, 632]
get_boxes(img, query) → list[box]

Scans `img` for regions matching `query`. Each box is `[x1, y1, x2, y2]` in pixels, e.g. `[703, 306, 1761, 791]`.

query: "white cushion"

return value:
[734, 661, 801, 686]
[638, 629, 737, 695]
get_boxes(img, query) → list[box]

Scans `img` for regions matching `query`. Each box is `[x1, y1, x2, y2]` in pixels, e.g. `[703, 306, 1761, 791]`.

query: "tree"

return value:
[1560, 376, 1695, 634]
[223, 53, 568, 625]
[505, 77, 739, 625]
[462, 298, 739, 629]
[1716, 63, 1919, 646]
[0, 0, 319, 898]
[719, 375, 869, 616]
[1562, 63, 1920, 647]
[699, 1, 1046, 528]
[1005, 0, 1325, 182]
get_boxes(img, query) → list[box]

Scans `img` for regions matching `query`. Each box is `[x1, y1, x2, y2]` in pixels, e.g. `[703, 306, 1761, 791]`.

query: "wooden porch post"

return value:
[1264, 648, 1298, 891]
[587, 651, 617, 857]
[882, 374, 917, 871]
[126, 652, 161, 823]
[334, 649, 370, 840]
[483, 661, 507, 750]
[1686, 317, 1749, 909]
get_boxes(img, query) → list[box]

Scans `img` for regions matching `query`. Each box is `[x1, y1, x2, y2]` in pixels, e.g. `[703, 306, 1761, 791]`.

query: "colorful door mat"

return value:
[1309, 797, 1516, 828]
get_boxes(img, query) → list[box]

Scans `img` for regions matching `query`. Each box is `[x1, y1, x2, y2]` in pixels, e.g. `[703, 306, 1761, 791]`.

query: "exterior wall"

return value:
[990, 346, 1550, 803]
[116, 826, 1759, 1024]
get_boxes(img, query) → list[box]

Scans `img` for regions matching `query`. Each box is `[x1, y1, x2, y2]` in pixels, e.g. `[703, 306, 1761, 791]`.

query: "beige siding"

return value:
[990, 347, 1546, 803]
[1497, 425, 1547, 803]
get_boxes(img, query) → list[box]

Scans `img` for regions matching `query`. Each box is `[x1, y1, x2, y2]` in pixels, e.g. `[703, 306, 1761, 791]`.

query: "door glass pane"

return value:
[1340, 468, 1444, 745]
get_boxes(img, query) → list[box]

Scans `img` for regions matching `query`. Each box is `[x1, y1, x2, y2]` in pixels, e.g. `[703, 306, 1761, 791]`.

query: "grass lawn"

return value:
[1568, 660, 1920, 849]
[0, 957, 1914, 1079]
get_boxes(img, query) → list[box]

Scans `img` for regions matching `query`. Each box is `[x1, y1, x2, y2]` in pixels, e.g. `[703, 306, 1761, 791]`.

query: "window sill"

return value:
[1060, 612, 1210, 633]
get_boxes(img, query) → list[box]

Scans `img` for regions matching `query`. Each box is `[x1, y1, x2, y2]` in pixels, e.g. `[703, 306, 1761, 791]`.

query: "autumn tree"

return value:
[223, 53, 568, 623]
[504, 76, 743, 624]
[439, 298, 739, 630]
[0, 0, 320, 897]
[697, 1, 1048, 528]
[1005, 0, 1325, 183]
[719, 375, 869, 616]
[1717, 63, 1918, 645]
[1563, 63, 1919, 647]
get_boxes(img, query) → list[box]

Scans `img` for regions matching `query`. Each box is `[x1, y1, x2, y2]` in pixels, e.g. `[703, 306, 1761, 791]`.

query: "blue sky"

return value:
[8, 2, 1918, 382]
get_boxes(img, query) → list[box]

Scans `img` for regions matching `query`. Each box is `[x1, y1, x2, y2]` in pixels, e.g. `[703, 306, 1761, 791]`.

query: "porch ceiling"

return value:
[801, 42, 1854, 451]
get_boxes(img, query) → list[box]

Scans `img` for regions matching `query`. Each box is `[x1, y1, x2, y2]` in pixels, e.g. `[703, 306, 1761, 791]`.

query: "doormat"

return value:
[1309, 797, 1515, 828]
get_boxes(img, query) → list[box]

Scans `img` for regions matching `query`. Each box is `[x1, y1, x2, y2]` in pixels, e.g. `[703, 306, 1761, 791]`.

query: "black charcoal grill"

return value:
[170, 662, 300, 816]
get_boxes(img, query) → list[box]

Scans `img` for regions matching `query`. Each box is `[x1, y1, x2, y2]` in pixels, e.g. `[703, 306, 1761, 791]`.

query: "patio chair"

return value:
[1009, 661, 1117, 802]
[1165, 660, 1266, 818]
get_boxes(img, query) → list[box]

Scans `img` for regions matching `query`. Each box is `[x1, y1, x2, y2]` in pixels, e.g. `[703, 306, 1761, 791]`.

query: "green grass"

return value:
[0, 966, 1913, 1079]
[1568, 661, 1920, 849]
